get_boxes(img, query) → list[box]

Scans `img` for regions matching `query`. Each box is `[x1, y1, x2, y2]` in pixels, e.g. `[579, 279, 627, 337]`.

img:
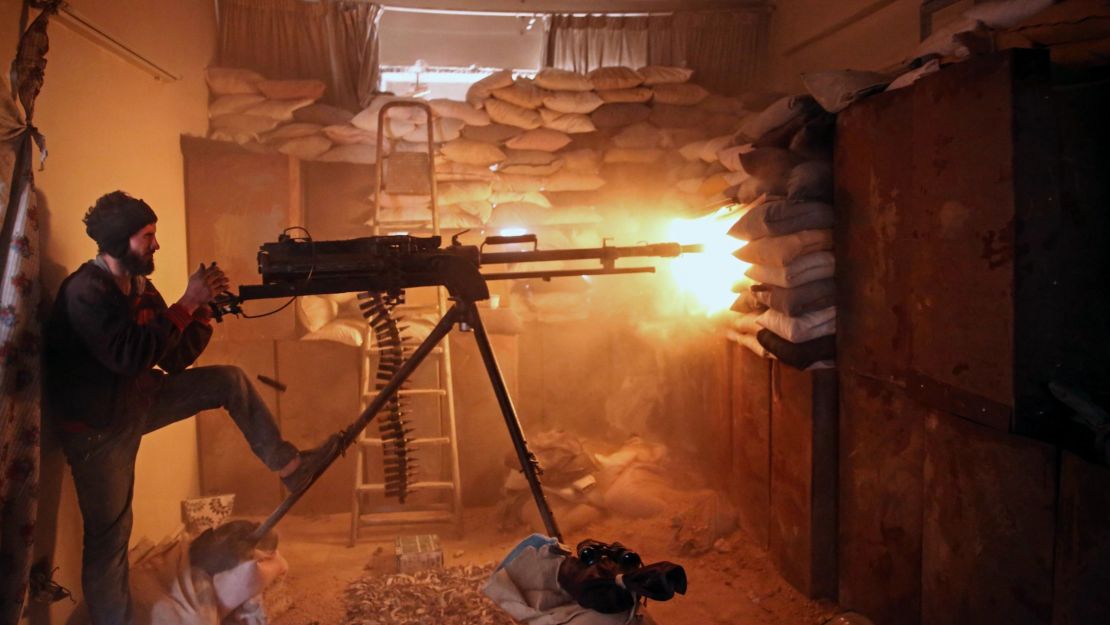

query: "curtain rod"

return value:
[55, 3, 180, 81]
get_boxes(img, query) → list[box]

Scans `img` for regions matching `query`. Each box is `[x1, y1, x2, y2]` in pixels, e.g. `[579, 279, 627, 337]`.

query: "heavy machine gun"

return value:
[220, 232, 702, 542]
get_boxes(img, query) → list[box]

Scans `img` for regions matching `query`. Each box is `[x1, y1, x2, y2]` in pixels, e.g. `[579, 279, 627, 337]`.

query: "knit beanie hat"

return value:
[83, 191, 157, 258]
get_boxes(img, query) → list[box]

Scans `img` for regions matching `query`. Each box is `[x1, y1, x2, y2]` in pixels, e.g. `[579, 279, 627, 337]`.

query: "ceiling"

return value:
[378, 0, 772, 14]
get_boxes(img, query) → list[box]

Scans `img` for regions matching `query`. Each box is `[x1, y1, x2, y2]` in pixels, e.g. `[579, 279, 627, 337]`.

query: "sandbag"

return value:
[262, 122, 323, 142]
[466, 69, 515, 107]
[491, 80, 547, 109]
[638, 65, 694, 85]
[596, 87, 653, 103]
[802, 70, 889, 113]
[603, 148, 664, 164]
[428, 98, 490, 125]
[739, 147, 803, 188]
[728, 199, 834, 240]
[275, 135, 331, 160]
[209, 94, 266, 117]
[787, 161, 833, 202]
[751, 278, 836, 316]
[561, 148, 602, 174]
[738, 95, 818, 143]
[756, 329, 836, 370]
[534, 67, 594, 92]
[757, 306, 836, 343]
[210, 113, 280, 135]
[543, 90, 604, 114]
[441, 138, 507, 166]
[538, 108, 597, 134]
[316, 143, 380, 164]
[745, 251, 835, 288]
[205, 67, 264, 95]
[438, 180, 493, 204]
[293, 102, 355, 126]
[651, 83, 710, 106]
[460, 122, 524, 144]
[499, 161, 565, 176]
[588, 66, 645, 90]
[735, 229, 834, 266]
[648, 103, 709, 129]
[612, 122, 666, 149]
[505, 128, 572, 152]
[322, 124, 377, 145]
[485, 98, 543, 129]
[591, 103, 651, 128]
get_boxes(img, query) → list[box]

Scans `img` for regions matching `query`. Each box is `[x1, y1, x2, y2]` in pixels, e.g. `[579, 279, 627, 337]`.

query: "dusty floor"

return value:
[267, 505, 839, 625]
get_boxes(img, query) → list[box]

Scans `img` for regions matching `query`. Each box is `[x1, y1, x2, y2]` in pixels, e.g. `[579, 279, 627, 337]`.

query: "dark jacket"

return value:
[43, 260, 213, 430]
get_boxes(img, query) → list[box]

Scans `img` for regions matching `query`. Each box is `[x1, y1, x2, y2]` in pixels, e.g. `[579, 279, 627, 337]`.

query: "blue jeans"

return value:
[59, 365, 297, 625]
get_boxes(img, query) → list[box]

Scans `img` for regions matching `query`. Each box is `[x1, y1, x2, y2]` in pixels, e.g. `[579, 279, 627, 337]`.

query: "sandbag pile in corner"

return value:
[725, 95, 837, 371]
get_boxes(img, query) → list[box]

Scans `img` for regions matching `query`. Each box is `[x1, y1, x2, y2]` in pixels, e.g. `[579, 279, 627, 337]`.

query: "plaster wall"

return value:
[766, 0, 921, 93]
[0, 0, 215, 618]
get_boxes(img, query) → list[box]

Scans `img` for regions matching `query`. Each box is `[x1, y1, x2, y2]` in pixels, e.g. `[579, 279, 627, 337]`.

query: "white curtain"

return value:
[218, 0, 384, 110]
[545, 10, 769, 95]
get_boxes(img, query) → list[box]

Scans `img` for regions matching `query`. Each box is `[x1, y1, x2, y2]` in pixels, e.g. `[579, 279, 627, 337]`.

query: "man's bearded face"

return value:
[122, 223, 158, 276]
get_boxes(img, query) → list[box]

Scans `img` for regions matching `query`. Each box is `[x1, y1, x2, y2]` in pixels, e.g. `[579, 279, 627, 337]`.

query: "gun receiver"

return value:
[213, 233, 702, 318]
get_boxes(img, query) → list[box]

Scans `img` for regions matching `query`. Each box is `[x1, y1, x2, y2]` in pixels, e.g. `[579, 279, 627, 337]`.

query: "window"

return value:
[378, 9, 547, 99]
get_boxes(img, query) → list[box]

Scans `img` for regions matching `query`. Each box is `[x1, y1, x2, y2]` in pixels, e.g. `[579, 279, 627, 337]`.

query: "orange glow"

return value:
[662, 205, 751, 316]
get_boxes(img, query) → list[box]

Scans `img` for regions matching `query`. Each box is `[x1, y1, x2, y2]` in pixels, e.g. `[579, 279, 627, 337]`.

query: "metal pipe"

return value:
[56, 2, 180, 81]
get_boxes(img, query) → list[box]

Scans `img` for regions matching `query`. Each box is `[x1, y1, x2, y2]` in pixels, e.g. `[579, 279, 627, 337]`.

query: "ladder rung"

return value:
[362, 388, 447, 399]
[365, 346, 444, 355]
[356, 509, 455, 527]
[358, 436, 451, 446]
[356, 481, 455, 493]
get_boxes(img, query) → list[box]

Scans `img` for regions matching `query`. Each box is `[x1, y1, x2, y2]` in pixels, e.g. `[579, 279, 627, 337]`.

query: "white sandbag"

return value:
[727, 329, 774, 359]
[484, 98, 543, 129]
[466, 69, 515, 107]
[730, 200, 835, 240]
[533, 68, 594, 92]
[428, 98, 490, 125]
[504, 128, 572, 152]
[205, 67, 264, 95]
[402, 117, 464, 143]
[209, 94, 266, 117]
[537, 108, 597, 133]
[718, 143, 753, 172]
[491, 80, 547, 109]
[210, 114, 280, 134]
[296, 295, 337, 332]
[322, 124, 377, 145]
[699, 134, 734, 163]
[802, 70, 889, 113]
[756, 306, 836, 343]
[561, 148, 601, 174]
[603, 148, 664, 164]
[275, 135, 331, 160]
[679, 140, 707, 161]
[738, 95, 814, 143]
[612, 122, 666, 149]
[262, 122, 323, 142]
[316, 143, 381, 164]
[788, 161, 833, 202]
[912, 16, 983, 60]
[588, 66, 645, 90]
[256, 79, 325, 100]
[350, 96, 426, 131]
[441, 138, 506, 165]
[542, 90, 604, 114]
[745, 251, 835, 288]
[302, 318, 366, 347]
[886, 58, 941, 92]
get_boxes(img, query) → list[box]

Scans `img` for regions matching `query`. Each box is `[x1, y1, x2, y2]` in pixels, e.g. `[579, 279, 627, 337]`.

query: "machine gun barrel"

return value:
[478, 241, 702, 267]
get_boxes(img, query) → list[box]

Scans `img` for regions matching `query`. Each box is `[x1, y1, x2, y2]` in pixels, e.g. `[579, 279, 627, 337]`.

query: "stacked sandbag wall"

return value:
[725, 96, 838, 371]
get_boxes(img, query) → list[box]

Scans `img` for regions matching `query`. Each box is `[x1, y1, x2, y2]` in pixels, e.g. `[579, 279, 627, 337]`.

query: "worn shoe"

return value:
[281, 434, 343, 494]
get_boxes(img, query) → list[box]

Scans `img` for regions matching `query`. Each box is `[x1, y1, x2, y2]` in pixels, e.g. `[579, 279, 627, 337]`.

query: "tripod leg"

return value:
[251, 302, 464, 540]
[464, 302, 563, 542]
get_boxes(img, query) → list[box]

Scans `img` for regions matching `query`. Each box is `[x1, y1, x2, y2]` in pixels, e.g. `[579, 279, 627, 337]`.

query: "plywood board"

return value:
[730, 344, 771, 547]
[769, 363, 837, 598]
[922, 409, 1056, 625]
[838, 372, 924, 625]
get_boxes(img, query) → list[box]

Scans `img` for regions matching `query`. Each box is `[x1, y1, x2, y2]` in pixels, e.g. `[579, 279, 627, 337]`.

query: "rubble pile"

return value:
[343, 563, 514, 625]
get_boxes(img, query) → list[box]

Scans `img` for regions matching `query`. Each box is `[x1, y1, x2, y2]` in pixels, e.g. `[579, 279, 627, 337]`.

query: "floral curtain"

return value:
[218, 0, 383, 111]
[0, 2, 51, 622]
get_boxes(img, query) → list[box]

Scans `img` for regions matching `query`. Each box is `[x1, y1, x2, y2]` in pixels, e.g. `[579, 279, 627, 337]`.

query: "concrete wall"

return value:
[766, 0, 922, 93]
[0, 0, 215, 619]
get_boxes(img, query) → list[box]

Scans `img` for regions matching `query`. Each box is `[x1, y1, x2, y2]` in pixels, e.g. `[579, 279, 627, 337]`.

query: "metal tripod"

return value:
[250, 297, 562, 542]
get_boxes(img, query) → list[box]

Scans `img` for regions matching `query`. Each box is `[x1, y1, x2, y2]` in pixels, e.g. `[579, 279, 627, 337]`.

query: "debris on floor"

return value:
[344, 563, 515, 625]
